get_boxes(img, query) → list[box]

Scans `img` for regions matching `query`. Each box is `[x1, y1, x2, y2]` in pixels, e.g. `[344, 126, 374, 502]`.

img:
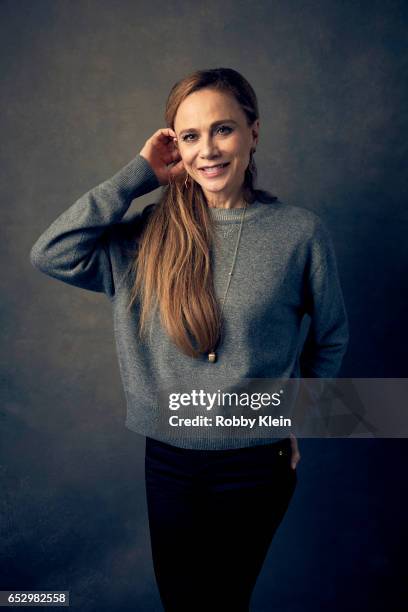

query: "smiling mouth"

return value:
[199, 162, 230, 176]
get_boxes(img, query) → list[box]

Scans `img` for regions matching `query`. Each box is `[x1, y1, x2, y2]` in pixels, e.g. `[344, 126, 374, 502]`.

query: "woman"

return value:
[30, 67, 349, 611]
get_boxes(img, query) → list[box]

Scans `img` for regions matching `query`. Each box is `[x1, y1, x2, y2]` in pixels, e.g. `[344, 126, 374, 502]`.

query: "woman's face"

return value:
[173, 88, 259, 206]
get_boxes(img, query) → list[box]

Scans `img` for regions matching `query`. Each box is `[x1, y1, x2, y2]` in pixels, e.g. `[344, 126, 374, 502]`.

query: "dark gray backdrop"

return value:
[1, 0, 407, 610]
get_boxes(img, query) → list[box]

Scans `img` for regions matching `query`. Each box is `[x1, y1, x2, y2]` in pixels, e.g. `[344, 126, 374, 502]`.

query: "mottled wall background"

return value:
[1, 0, 407, 610]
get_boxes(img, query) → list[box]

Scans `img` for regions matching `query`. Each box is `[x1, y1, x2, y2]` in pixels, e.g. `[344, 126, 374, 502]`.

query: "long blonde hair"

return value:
[127, 68, 277, 358]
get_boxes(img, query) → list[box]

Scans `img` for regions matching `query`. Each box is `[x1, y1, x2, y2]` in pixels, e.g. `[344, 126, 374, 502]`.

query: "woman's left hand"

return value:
[290, 433, 301, 470]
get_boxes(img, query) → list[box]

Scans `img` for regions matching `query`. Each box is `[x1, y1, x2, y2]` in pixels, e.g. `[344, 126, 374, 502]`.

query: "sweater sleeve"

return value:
[299, 217, 349, 378]
[29, 154, 160, 297]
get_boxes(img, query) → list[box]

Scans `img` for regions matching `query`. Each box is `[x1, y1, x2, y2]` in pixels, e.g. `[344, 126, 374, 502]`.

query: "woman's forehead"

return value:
[174, 89, 243, 130]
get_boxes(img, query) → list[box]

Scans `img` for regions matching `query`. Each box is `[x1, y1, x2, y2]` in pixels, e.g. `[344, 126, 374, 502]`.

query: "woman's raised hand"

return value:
[139, 128, 186, 186]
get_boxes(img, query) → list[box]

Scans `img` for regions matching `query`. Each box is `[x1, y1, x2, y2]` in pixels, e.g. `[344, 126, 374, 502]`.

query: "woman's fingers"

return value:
[160, 148, 181, 169]
[139, 128, 181, 185]
[168, 158, 186, 178]
[155, 127, 177, 143]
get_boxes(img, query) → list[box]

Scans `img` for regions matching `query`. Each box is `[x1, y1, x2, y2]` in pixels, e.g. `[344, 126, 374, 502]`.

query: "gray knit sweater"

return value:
[29, 154, 349, 449]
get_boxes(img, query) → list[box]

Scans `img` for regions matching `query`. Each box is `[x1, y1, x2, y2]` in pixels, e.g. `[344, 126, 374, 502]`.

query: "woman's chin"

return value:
[197, 178, 231, 193]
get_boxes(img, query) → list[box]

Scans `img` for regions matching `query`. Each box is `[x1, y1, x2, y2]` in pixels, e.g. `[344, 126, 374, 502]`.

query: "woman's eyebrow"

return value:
[179, 119, 238, 136]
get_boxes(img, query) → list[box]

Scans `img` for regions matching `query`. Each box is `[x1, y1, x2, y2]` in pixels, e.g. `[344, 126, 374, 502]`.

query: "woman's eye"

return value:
[181, 126, 233, 142]
[217, 126, 232, 135]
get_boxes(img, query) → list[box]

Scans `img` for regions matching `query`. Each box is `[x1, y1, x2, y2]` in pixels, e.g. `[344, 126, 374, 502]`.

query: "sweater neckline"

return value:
[208, 200, 267, 223]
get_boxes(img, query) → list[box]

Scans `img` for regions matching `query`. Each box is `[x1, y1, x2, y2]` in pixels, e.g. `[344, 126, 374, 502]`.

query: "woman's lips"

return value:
[199, 162, 230, 177]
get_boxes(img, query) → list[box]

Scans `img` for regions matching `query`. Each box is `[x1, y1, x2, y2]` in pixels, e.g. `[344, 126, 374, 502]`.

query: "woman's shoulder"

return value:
[262, 200, 325, 242]
[272, 200, 321, 223]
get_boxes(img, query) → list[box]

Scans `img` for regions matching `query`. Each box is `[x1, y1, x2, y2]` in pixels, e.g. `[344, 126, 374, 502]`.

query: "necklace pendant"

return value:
[208, 351, 217, 363]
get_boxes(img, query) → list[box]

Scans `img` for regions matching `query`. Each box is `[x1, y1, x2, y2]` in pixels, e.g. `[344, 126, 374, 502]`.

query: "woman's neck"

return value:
[207, 201, 246, 209]
[205, 190, 246, 209]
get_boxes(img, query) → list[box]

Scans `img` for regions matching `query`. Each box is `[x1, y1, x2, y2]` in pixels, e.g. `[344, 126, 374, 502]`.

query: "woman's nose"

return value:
[199, 133, 220, 157]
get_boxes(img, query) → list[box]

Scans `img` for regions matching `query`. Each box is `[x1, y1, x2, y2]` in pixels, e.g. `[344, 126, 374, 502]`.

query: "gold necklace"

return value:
[208, 201, 248, 363]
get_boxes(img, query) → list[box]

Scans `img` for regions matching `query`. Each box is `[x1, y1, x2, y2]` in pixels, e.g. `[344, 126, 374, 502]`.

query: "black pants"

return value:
[145, 437, 297, 611]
